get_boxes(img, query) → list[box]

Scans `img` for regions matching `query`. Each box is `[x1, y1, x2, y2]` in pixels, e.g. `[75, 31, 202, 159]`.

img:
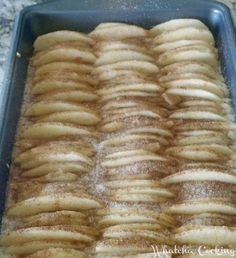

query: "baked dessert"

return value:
[0, 19, 235, 258]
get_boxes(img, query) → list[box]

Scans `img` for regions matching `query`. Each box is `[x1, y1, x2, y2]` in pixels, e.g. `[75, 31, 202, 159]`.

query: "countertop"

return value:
[0, 0, 236, 85]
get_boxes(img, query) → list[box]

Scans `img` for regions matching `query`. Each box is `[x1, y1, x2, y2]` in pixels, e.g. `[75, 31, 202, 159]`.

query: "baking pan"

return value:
[1, 0, 236, 228]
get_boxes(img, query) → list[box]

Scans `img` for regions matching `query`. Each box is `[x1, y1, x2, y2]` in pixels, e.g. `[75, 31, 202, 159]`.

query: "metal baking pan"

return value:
[1, 0, 236, 227]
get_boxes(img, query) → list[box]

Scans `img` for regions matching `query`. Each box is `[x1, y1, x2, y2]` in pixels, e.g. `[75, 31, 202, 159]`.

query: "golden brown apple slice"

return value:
[173, 225, 236, 246]
[33, 46, 95, 66]
[153, 27, 214, 44]
[0, 225, 97, 245]
[20, 123, 95, 139]
[157, 46, 217, 67]
[19, 210, 87, 228]
[160, 61, 222, 81]
[7, 194, 102, 217]
[35, 62, 93, 76]
[0, 240, 85, 256]
[34, 30, 94, 51]
[90, 23, 147, 40]
[24, 248, 86, 258]
[95, 50, 154, 66]
[168, 199, 236, 215]
[150, 19, 209, 36]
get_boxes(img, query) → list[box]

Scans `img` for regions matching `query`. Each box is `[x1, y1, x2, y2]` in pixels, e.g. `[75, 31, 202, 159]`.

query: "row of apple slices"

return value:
[0, 31, 103, 258]
[154, 19, 236, 253]
[0, 182, 102, 257]
[93, 22, 174, 200]
[94, 207, 176, 257]
[19, 31, 101, 181]
[91, 22, 176, 257]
